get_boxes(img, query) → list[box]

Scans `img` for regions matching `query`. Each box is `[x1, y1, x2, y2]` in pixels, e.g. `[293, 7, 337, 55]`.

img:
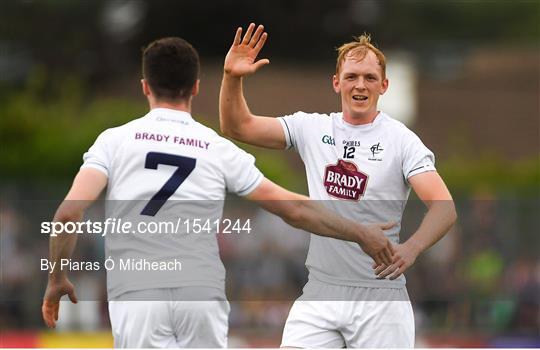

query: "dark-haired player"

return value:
[42, 37, 396, 347]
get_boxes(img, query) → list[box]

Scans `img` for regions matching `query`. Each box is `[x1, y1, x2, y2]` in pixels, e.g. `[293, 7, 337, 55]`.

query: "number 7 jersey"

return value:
[83, 108, 262, 201]
[80, 108, 263, 299]
[279, 111, 435, 288]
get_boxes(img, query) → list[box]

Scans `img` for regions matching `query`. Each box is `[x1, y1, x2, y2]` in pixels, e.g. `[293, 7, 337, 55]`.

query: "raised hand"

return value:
[224, 23, 270, 77]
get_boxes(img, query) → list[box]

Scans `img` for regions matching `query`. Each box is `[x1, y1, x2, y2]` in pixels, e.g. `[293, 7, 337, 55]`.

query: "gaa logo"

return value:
[324, 160, 368, 201]
[321, 135, 335, 145]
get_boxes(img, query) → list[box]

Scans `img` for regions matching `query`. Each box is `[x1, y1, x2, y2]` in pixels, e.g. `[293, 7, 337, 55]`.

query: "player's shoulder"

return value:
[285, 110, 333, 119]
[192, 121, 241, 151]
[93, 116, 145, 143]
[282, 111, 335, 128]
[191, 120, 223, 141]
[378, 112, 421, 140]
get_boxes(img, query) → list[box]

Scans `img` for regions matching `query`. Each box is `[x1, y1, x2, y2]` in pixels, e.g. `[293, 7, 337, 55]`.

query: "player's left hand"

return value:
[372, 241, 420, 280]
[42, 277, 78, 328]
[224, 23, 270, 77]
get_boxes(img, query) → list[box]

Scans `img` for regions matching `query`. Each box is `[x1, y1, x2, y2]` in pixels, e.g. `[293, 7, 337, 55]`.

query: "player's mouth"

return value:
[352, 95, 368, 102]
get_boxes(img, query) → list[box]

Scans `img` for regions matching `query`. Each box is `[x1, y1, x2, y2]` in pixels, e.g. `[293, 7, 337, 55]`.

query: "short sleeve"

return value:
[81, 129, 114, 177]
[221, 141, 264, 196]
[278, 111, 310, 151]
[402, 131, 436, 183]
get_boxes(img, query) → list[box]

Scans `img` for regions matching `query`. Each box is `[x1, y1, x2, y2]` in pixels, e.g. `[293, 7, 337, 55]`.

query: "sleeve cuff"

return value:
[81, 162, 109, 177]
[236, 172, 264, 197]
[277, 117, 293, 149]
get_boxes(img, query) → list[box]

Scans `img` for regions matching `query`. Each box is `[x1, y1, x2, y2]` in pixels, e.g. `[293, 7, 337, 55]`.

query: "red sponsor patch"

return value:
[324, 160, 368, 200]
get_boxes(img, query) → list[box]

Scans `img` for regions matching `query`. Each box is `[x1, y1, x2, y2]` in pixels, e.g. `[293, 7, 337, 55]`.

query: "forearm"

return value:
[285, 200, 365, 243]
[48, 203, 83, 280]
[405, 200, 457, 255]
[219, 74, 253, 138]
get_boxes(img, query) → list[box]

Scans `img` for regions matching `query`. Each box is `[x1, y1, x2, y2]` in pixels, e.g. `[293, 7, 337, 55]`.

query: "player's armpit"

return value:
[232, 115, 287, 149]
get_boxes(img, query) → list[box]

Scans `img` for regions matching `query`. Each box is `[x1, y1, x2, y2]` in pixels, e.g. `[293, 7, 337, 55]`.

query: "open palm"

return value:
[224, 23, 270, 77]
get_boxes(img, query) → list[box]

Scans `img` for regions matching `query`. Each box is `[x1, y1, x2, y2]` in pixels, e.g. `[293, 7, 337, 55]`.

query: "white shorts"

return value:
[108, 287, 229, 348]
[281, 280, 415, 348]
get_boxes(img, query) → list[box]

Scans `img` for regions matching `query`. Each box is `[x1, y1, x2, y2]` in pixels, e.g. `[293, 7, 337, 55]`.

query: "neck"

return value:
[149, 99, 191, 113]
[342, 110, 379, 125]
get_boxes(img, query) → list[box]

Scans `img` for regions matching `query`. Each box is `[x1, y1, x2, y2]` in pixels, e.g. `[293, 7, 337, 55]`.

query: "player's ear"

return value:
[380, 78, 389, 95]
[141, 79, 151, 96]
[332, 74, 340, 94]
[191, 79, 200, 97]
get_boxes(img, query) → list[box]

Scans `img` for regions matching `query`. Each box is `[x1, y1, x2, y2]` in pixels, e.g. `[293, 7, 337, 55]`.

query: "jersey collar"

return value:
[148, 108, 194, 122]
[338, 111, 386, 130]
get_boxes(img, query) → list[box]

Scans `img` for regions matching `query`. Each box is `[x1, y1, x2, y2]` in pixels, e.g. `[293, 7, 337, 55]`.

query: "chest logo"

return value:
[368, 142, 384, 161]
[321, 135, 335, 145]
[323, 160, 368, 201]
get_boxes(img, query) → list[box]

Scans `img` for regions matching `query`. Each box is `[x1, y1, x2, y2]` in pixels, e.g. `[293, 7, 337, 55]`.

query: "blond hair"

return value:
[336, 33, 386, 79]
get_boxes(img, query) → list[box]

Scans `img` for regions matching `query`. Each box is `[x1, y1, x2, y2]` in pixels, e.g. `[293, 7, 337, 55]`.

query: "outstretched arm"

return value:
[220, 23, 286, 149]
[42, 168, 107, 328]
[246, 178, 395, 266]
[376, 171, 457, 280]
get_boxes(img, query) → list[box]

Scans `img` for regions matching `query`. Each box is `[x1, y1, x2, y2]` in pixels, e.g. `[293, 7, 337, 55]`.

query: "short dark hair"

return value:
[142, 37, 199, 101]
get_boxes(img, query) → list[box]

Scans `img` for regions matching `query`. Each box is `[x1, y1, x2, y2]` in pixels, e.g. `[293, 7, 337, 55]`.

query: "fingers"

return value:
[376, 260, 408, 279]
[253, 32, 268, 52]
[249, 25, 265, 48]
[372, 255, 382, 267]
[241, 23, 256, 45]
[42, 300, 59, 328]
[382, 247, 393, 265]
[252, 59, 270, 72]
[374, 263, 387, 276]
[379, 221, 397, 230]
[68, 289, 78, 304]
[389, 265, 406, 280]
[233, 27, 242, 46]
[377, 264, 397, 279]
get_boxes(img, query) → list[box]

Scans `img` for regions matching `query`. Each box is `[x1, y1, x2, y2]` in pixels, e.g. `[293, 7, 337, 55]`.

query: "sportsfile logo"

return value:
[323, 160, 368, 201]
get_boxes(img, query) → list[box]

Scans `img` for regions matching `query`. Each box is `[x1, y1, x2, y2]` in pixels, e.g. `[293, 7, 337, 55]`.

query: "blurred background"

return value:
[1, 0, 539, 347]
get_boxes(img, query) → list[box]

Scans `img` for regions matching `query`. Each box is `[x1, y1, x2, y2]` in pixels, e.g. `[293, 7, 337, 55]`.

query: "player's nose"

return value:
[354, 77, 366, 90]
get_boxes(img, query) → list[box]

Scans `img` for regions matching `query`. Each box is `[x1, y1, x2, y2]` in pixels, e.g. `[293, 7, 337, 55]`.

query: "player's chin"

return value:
[350, 103, 369, 114]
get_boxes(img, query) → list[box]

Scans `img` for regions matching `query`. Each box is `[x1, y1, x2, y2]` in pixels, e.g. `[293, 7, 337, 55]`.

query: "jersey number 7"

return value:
[141, 152, 197, 216]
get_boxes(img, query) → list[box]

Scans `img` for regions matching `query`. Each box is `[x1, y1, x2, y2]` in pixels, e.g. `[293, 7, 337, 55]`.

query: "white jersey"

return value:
[82, 108, 263, 299]
[279, 111, 435, 288]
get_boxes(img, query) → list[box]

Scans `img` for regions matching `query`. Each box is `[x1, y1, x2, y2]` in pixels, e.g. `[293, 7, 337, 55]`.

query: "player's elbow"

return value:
[219, 118, 233, 136]
[220, 122, 239, 139]
[441, 200, 457, 231]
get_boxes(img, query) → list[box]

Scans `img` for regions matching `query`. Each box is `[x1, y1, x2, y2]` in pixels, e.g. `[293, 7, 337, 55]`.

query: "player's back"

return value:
[86, 108, 243, 202]
[81, 107, 262, 299]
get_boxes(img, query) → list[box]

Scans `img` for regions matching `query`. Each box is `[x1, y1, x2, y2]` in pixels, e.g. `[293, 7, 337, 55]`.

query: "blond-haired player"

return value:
[220, 23, 457, 347]
[42, 36, 397, 348]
